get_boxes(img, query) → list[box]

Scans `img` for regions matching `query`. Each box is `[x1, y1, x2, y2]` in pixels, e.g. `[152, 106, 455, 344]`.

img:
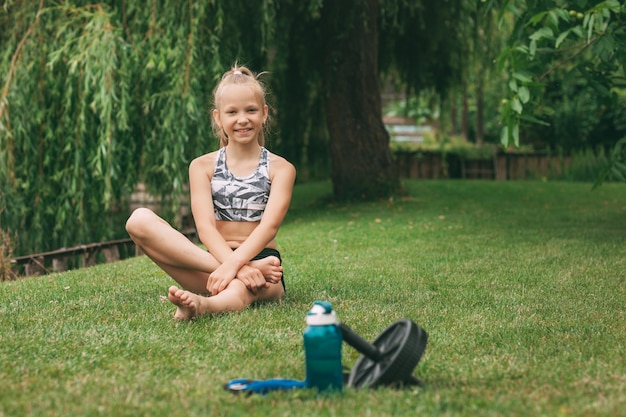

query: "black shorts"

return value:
[250, 248, 286, 291]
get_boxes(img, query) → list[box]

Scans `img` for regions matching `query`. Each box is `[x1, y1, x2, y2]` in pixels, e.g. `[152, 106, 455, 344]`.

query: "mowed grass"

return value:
[1, 180, 625, 417]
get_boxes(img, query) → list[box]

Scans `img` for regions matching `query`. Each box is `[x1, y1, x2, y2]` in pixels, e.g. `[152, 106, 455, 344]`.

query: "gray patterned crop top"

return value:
[211, 147, 271, 222]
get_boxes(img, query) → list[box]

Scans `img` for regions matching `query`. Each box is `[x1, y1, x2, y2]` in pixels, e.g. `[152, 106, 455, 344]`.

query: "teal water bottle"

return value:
[303, 301, 343, 392]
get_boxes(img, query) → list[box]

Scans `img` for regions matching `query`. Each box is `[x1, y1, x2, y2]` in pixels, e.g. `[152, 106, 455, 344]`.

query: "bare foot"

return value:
[249, 256, 283, 284]
[167, 286, 206, 321]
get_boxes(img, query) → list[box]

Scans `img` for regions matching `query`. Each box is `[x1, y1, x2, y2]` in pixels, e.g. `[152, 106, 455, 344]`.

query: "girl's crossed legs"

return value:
[125, 208, 284, 320]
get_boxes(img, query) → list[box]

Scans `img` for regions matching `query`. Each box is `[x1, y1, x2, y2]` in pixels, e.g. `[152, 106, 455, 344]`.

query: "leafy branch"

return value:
[538, 37, 598, 81]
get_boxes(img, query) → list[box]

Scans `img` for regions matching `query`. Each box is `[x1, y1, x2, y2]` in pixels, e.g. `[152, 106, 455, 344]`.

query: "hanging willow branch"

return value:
[0, 0, 45, 184]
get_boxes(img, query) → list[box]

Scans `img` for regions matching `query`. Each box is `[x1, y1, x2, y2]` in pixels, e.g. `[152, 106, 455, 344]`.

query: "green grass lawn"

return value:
[1, 180, 625, 417]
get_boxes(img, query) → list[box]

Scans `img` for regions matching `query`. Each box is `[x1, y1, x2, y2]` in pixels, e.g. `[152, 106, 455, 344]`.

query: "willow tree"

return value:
[0, 1, 267, 254]
[1, 0, 469, 255]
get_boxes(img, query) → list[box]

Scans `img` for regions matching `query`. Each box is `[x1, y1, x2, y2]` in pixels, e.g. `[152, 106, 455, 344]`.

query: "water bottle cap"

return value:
[306, 301, 338, 325]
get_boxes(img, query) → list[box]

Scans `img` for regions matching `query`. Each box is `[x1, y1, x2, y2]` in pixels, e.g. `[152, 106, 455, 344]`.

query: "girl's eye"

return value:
[247, 108, 258, 113]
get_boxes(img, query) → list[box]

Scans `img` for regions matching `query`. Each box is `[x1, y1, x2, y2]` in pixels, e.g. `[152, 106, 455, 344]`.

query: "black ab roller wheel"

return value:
[338, 319, 428, 389]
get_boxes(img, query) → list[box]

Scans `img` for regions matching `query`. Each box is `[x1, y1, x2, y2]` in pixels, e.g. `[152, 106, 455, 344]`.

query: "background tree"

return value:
[467, 3, 511, 145]
[320, 0, 399, 199]
[442, 2, 507, 144]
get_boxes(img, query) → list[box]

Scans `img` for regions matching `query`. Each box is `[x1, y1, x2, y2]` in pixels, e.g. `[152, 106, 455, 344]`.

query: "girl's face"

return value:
[213, 84, 268, 146]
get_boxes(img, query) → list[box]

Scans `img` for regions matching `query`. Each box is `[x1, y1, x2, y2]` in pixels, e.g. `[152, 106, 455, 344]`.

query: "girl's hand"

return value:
[207, 262, 239, 295]
[235, 265, 270, 294]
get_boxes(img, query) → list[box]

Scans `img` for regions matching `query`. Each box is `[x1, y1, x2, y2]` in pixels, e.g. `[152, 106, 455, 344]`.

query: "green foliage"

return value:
[268, 0, 330, 180]
[594, 136, 626, 186]
[1, 180, 625, 416]
[391, 135, 500, 160]
[379, 0, 472, 95]
[384, 94, 437, 125]
[552, 146, 611, 182]
[496, 0, 626, 181]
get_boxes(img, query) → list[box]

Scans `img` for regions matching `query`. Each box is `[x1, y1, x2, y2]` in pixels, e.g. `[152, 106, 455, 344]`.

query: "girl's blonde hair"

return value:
[211, 65, 270, 148]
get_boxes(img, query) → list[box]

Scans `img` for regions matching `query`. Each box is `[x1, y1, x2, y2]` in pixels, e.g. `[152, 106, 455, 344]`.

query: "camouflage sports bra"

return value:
[211, 147, 271, 222]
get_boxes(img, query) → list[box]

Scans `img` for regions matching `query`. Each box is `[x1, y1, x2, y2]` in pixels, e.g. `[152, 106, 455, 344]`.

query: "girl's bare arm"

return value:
[188, 153, 235, 264]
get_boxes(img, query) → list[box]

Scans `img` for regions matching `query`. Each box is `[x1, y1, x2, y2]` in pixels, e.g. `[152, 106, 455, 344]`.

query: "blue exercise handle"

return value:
[224, 378, 307, 395]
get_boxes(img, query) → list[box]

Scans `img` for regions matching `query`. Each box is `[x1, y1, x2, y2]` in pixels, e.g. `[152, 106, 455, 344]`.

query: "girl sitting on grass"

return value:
[125, 65, 296, 320]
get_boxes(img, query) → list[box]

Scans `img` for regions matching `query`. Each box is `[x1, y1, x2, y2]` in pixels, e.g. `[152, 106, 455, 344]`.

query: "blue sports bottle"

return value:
[303, 301, 343, 392]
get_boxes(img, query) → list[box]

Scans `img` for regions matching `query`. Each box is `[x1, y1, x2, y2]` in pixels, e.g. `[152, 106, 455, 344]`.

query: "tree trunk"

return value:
[320, 0, 399, 200]
[461, 83, 469, 142]
[449, 94, 458, 136]
[476, 76, 484, 145]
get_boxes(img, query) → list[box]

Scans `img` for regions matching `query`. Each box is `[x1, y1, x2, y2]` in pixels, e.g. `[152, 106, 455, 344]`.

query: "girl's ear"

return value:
[263, 104, 269, 123]
[212, 108, 221, 126]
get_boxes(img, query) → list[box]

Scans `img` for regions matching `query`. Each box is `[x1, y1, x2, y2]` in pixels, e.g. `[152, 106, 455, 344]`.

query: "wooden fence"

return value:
[9, 230, 197, 279]
[395, 150, 572, 180]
